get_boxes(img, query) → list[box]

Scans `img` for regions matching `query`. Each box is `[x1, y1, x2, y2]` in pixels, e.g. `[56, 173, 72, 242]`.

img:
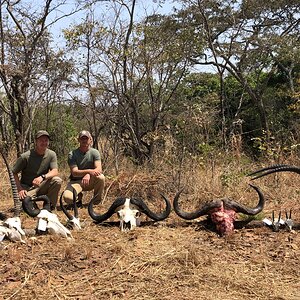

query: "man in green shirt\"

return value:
[12, 130, 63, 210]
[62, 130, 105, 206]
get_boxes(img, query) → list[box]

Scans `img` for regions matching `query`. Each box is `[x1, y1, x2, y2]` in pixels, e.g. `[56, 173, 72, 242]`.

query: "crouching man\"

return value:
[62, 130, 105, 206]
[12, 130, 62, 210]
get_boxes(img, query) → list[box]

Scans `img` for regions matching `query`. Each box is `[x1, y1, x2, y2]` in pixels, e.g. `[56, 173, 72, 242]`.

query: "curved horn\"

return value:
[173, 188, 222, 220]
[22, 195, 51, 217]
[59, 188, 78, 220]
[88, 196, 126, 222]
[248, 164, 300, 180]
[223, 184, 265, 215]
[130, 195, 171, 221]
[0, 150, 22, 217]
[73, 188, 79, 219]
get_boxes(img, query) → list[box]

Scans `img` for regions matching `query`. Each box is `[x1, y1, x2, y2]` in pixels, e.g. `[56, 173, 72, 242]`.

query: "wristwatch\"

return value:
[41, 174, 46, 181]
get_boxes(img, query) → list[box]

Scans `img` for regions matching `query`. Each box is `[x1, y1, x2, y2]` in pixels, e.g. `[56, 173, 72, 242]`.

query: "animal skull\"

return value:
[117, 198, 141, 231]
[173, 184, 265, 236]
[88, 194, 171, 231]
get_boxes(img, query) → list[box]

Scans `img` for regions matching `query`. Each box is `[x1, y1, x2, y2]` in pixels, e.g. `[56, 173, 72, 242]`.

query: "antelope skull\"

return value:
[248, 164, 299, 232]
[0, 150, 25, 242]
[22, 195, 72, 239]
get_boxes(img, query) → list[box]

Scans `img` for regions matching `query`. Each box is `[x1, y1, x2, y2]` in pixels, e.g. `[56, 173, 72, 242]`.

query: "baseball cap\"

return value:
[35, 130, 50, 139]
[78, 130, 92, 139]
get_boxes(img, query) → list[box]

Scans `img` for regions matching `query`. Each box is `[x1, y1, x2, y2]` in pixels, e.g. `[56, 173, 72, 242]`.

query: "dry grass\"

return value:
[1, 156, 300, 300]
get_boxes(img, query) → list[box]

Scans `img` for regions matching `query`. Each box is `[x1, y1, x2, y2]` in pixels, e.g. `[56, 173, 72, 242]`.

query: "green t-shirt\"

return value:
[12, 148, 58, 186]
[68, 147, 101, 180]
